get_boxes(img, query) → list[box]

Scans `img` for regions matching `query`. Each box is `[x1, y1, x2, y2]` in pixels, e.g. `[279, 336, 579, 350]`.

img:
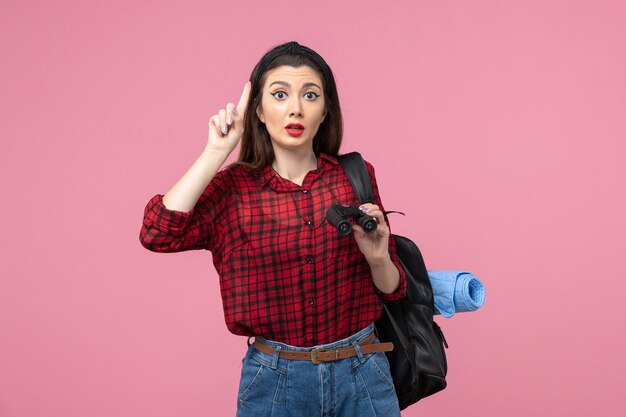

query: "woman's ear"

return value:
[256, 106, 265, 124]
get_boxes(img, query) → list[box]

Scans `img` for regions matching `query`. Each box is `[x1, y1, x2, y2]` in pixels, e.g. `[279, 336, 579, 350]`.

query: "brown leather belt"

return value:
[252, 332, 394, 365]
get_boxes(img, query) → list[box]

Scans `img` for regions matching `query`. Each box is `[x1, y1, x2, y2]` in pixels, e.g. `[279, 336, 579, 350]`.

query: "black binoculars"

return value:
[326, 204, 377, 236]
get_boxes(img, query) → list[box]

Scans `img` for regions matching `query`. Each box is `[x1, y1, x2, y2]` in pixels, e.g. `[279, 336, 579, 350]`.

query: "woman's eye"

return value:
[305, 92, 320, 100]
[271, 91, 286, 100]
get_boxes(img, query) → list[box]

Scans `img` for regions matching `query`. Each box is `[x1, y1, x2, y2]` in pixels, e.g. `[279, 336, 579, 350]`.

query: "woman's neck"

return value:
[271, 149, 318, 184]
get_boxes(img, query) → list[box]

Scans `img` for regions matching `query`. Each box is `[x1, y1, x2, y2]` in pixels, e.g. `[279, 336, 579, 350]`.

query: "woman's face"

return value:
[256, 65, 327, 154]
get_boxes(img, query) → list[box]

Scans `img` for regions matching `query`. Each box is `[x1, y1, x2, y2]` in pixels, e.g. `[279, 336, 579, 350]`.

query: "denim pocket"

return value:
[238, 350, 266, 403]
[352, 339, 396, 394]
[368, 351, 395, 391]
[237, 347, 285, 406]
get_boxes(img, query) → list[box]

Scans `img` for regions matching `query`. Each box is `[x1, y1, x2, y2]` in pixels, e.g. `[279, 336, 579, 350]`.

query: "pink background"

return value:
[1, 0, 625, 416]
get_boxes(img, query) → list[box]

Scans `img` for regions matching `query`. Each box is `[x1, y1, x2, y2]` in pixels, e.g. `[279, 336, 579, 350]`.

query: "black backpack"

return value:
[338, 152, 449, 410]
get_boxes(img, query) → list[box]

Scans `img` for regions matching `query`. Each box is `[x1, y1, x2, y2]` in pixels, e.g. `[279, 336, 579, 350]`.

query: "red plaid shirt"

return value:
[140, 152, 407, 346]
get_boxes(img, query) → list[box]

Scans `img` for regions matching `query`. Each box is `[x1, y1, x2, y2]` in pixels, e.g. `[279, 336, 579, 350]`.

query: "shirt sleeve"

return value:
[365, 160, 408, 302]
[139, 167, 234, 253]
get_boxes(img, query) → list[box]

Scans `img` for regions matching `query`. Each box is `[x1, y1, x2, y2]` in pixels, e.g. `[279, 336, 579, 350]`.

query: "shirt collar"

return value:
[256, 152, 338, 188]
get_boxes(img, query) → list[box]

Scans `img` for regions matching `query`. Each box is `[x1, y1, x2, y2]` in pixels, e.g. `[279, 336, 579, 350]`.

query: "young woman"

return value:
[140, 41, 407, 416]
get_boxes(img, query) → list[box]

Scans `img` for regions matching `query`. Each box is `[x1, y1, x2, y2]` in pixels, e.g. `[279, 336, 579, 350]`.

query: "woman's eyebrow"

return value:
[269, 81, 322, 89]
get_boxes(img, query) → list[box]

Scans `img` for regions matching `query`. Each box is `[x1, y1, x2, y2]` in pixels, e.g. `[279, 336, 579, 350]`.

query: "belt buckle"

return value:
[310, 348, 324, 365]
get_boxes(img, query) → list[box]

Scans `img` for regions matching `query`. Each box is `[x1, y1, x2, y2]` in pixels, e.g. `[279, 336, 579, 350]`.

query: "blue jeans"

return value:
[236, 322, 401, 417]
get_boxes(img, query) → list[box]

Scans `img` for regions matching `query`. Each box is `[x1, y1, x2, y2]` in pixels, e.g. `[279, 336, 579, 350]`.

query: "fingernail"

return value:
[221, 127, 227, 134]
[359, 206, 369, 212]
[232, 108, 238, 116]
[227, 118, 232, 125]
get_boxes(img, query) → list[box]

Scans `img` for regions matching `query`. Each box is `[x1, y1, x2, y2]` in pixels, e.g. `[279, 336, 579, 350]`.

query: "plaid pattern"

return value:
[140, 153, 407, 346]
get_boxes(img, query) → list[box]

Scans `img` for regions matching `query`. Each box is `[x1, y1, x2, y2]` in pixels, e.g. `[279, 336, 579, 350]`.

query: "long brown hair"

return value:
[227, 41, 343, 174]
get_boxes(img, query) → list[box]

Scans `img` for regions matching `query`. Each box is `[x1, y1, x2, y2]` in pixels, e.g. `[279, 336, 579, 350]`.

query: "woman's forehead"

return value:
[263, 65, 323, 86]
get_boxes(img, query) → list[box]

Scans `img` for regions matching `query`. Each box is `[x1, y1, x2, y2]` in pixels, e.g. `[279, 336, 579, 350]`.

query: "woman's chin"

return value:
[270, 137, 314, 152]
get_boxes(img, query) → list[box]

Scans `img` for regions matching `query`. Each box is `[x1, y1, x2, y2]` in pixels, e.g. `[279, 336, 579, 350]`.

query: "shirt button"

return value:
[308, 298, 315, 305]
[309, 337, 316, 344]
[306, 220, 312, 226]
[302, 189, 309, 194]
[306, 257, 313, 264]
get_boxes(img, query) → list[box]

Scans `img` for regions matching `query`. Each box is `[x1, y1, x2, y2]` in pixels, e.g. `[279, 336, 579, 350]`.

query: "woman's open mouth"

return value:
[285, 123, 305, 137]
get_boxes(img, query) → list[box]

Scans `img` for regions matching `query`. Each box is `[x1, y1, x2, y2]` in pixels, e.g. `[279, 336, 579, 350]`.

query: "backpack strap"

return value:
[338, 152, 414, 351]
[337, 152, 374, 204]
[337, 152, 406, 217]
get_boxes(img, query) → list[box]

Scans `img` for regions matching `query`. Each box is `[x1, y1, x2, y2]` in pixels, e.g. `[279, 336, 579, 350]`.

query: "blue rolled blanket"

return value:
[428, 271, 486, 318]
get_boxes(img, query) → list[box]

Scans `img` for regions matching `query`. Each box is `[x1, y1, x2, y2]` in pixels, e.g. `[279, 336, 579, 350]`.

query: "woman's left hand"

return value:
[352, 203, 391, 264]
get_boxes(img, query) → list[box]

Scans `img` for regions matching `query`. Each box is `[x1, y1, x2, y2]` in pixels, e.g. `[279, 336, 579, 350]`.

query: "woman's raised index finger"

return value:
[235, 81, 252, 115]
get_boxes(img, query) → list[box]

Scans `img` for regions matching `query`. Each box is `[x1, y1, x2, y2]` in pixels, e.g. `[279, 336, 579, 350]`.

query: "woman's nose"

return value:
[289, 97, 303, 117]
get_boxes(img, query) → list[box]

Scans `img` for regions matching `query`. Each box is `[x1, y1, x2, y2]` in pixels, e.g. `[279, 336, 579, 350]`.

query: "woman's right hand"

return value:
[206, 81, 252, 155]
